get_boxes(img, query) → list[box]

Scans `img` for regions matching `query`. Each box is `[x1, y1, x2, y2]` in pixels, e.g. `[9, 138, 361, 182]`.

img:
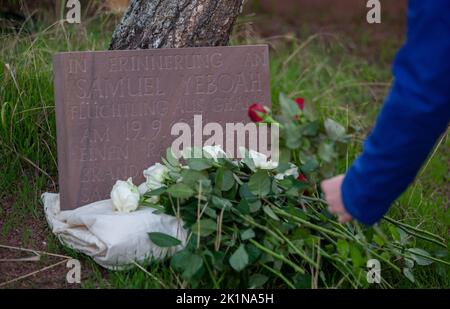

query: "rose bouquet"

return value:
[111, 94, 448, 288]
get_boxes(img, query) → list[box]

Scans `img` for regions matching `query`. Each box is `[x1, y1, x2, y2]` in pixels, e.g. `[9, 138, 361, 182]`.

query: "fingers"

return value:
[321, 174, 353, 224]
[328, 205, 352, 224]
[327, 205, 337, 214]
[320, 178, 332, 193]
[338, 213, 352, 224]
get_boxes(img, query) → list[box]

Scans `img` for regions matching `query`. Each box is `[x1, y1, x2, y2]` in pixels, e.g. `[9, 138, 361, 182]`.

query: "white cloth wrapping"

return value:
[42, 192, 187, 270]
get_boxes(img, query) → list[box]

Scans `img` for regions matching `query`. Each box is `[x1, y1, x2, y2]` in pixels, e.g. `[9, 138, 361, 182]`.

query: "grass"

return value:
[0, 14, 448, 288]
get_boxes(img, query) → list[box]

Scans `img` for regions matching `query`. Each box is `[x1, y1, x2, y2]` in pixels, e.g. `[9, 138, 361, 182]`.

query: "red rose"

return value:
[297, 174, 307, 182]
[297, 174, 310, 196]
[295, 97, 305, 110]
[248, 103, 267, 122]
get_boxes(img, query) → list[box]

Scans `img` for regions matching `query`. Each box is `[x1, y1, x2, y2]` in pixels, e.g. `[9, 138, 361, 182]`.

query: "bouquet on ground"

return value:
[111, 93, 448, 288]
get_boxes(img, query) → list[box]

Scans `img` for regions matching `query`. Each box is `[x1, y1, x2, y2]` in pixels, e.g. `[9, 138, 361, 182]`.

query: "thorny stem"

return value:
[231, 208, 285, 243]
[271, 225, 318, 268]
[272, 207, 352, 240]
[383, 216, 447, 247]
[392, 244, 450, 266]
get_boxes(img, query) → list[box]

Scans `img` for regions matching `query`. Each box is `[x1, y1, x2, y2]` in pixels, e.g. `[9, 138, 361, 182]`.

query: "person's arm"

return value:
[323, 1, 450, 225]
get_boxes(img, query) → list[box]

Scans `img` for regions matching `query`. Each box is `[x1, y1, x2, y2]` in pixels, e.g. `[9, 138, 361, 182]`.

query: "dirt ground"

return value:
[245, 0, 407, 63]
[0, 193, 87, 288]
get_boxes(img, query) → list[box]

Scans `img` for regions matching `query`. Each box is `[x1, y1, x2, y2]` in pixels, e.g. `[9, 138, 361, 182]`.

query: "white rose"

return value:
[138, 182, 149, 195]
[143, 163, 169, 189]
[203, 145, 227, 161]
[275, 163, 299, 180]
[111, 178, 140, 213]
[248, 149, 278, 170]
[138, 182, 160, 205]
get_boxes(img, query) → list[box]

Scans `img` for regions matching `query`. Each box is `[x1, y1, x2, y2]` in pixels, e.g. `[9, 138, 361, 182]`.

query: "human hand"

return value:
[320, 175, 353, 223]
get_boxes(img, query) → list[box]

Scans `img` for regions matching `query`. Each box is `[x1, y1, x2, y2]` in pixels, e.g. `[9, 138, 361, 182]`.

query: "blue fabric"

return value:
[341, 0, 450, 225]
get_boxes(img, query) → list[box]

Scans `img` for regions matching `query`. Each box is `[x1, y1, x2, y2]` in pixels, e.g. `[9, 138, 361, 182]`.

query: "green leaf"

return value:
[279, 92, 300, 118]
[240, 148, 256, 171]
[235, 199, 250, 215]
[203, 206, 217, 219]
[336, 239, 350, 258]
[318, 142, 336, 163]
[403, 267, 415, 283]
[248, 170, 271, 197]
[211, 195, 232, 210]
[219, 157, 240, 171]
[222, 170, 235, 191]
[302, 138, 311, 150]
[285, 123, 302, 149]
[166, 147, 180, 167]
[186, 158, 212, 171]
[249, 274, 268, 288]
[408, 248, 433, 266]
[301, 120, 320, 136]
[191, 218, 217, 237]
[229, 244, 249, 272]
[301, 157, 319, 173]
[161, 157, 180, 172]
[277, 147, 291, 166]
[215, 168, 235, 192]
[214, 167, 224, 190]
[181, 169, 208, 187]
[204, 250, 225, 272]
[262, 205, 280, 221]
[246, 244, 262, 263]
[222, 182, 238, 200]
[293, 273, 312, 289]
[148, 232, 181, 247]
[279, 177, 309, 197]
[302, 99, 316, 121]
[405, 257, 415, 268]
[233, 173, 244, 185]
[373, 234, 385, 247]
[249, 200, 262, 213]
[167, 171, 181, 180]
[239, 183, 258, 203]
[324, 118, 346, 141]
[240, 228, 256, 240]
[398, 228, 409, 245]
[143, 186, 166, 198]
[350, 246, 364, 268]
[167, 183, 194, 198]
[171, 250, 203, 280]
[389, 226, 401, 242]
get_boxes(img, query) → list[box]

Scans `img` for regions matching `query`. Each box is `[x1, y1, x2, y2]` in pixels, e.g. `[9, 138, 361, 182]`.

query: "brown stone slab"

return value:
[53, 45, 271, 210]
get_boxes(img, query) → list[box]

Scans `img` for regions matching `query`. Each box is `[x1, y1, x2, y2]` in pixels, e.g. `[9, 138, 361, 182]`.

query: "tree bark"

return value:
[109, 0, 244, 50]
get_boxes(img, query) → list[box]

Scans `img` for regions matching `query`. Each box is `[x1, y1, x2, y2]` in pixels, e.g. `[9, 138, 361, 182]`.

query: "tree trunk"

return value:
[109, 0, 244, 50]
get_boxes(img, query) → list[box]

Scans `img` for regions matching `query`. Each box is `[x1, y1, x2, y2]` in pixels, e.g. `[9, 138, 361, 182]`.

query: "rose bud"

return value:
[297, 173, 308, 182]
[295, 97, 305, 110]
[248, 103, 268, 122]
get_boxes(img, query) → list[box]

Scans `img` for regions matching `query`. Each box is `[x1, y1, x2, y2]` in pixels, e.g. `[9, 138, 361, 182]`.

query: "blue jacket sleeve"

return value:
[341, 0, 450, 225]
